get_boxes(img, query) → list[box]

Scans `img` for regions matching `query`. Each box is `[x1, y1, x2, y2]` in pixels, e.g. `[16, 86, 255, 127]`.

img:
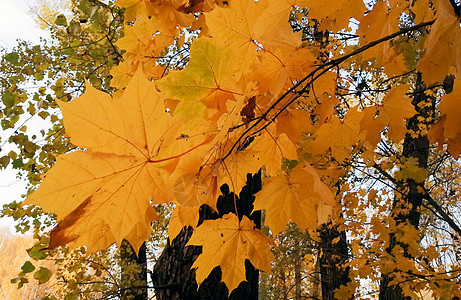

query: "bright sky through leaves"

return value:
[0, 0, 50, 232]
[3, 0, 461, 297]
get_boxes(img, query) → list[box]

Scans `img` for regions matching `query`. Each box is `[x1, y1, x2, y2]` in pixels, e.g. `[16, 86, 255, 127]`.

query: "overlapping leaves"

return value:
[22, 0, 461, 296]
[25, 69, 195, 252]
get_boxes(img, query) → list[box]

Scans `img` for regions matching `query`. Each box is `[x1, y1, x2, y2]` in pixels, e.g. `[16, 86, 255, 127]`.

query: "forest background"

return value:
[0, 0, 460, 299]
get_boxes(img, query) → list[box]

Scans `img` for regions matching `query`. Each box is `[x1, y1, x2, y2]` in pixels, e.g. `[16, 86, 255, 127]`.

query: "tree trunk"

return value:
[318, 223, 350, 300]
[152, 172, 262, 299]
[311, 258, 322, 299]
[379, 73, 434, 299]
[294, 253, 302, 300]
[120, 240, 148, 299]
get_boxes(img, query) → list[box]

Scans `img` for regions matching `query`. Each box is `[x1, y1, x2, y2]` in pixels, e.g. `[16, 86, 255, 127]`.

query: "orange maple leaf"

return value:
[417, 0, 461, 84]
[307, 0, 366, 32]
[253, 163, 335, 234]
[430, 79, 461, 157]
[253, 127, 298, 176]
[204, 0, 298, 73]
[360, 84, 415, 144]
[187, 213, 274, 293]
[25, 69, 206, 252]
[356, 2, 407, 74]
[310, 106, 364, 162]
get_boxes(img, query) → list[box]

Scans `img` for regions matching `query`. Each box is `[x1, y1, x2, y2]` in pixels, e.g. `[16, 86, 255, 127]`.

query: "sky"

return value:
[0, 0, 47, 49]
[0, 0, 49, 232]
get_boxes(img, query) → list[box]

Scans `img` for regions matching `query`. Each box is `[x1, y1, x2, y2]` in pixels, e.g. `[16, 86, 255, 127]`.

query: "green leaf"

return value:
[2, 92, 15, 107]
[157, 38, 237, 120]
[12, 158, 24, 169]
[0, 156, 10, 168]
[27, 244, 49, 260]
[8, 201, 18, 209]
[68, 21, 82, 35]
[38, 111, 50, 119]
[8, 151, 17, 159]
[282, 159, 299, 171]
[21, 261, 36, 273]
[33, 267, 52, 284]
[64, 294, 78, 300]
[17, 277, 28, 288]
[1, 119, 10, 130]
[34, 72, 44, 81]
[77, 0, 90, 11]
[55, 14, 67, 26]
[5, 52, 19, 65]
[24, 141, 39, 153]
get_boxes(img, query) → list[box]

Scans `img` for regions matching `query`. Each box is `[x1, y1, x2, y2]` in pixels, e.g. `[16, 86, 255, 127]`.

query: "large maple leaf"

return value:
[417, 0, 461, 84]
[356, 2, 403, 70]
[24, 69, 200, 252]
[204, 0, 300, 73]
[429, 79, 461, 157]
[187, 213, 273, 293]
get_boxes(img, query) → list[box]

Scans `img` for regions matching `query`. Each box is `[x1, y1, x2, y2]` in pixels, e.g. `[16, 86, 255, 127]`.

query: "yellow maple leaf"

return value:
[115, 0, 153, 20]
[115, 15, 177, 59]
[187, 213, 274, 293]
[310, 106, 364, 162]
[357, 2, 400, 43]
[25, 68, 207, 251]
[359, 106, 382, 147]
[115, 0, 194, 28]
[157, 37, 245, 122]
[167, 151, 218, 211]
[431, 79, 461, 157]
[276, 108, 313, 144]
[417, 0, 461, 84]
[412, 0, 434, 24]
[253, 163, 335, 234]
[253, 127, 298, 176]
[110, 58, 165, 89]
[395, 157, 427, 183]
[252, 44, 317, 97]
[204, 0, 297, 74]
[438, 79, 461, 140]
[168, 204, 200, 240]
[356, 2, 404, 71]
[218, 143, 262, 193]
[314, 94, 340, 124]
[378, 84, 415, 141]
[307, 0, 366, 32]
[360, 84, 415, 144]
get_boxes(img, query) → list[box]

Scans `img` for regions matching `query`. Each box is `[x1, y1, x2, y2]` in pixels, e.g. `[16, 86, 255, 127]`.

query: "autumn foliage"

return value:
[11, 0, 461, 297]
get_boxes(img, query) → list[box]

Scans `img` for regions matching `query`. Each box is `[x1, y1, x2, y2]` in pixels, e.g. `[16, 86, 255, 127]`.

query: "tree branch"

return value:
[223, 19, 436, 160]
[420, 186, 461, 237]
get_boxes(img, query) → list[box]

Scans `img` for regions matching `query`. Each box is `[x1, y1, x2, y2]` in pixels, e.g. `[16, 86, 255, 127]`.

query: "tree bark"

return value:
[294, 253, 302, 300]
[120, 240, 148, 299]
[152, 172, 262, 300]
[379, 73, 433, 299]
[318, 223, 350, 300]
